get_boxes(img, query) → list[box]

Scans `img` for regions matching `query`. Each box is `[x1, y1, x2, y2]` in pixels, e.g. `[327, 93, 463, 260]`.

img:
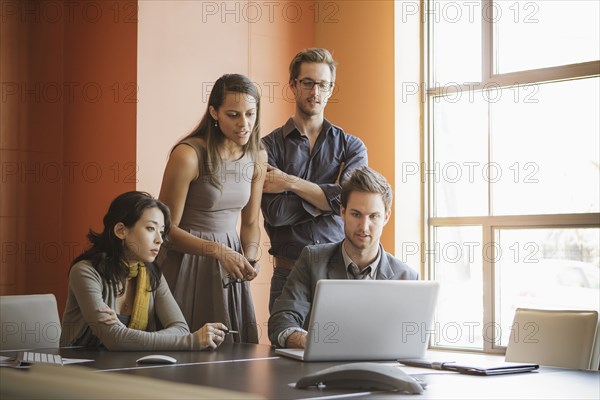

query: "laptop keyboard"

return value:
[16, 351, 63, 365]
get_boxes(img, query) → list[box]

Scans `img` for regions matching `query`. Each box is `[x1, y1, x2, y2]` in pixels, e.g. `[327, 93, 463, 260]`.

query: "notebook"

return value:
[397, 358, 539, 375]
[275, 280, 440, 362]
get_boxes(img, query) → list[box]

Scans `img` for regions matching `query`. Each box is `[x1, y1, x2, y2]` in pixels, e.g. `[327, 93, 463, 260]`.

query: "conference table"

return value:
[4, 343, 600, 399]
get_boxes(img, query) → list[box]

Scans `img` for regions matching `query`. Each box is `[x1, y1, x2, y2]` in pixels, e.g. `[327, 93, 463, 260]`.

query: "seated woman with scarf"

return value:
[60, 191, 228, 351]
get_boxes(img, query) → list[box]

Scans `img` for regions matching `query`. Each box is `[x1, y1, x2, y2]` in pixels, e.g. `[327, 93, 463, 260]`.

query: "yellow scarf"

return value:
[126, 262, 150, 331]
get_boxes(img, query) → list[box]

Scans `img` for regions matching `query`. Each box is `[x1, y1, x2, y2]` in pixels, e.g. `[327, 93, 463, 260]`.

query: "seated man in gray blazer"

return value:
[268, 166, 418, 348]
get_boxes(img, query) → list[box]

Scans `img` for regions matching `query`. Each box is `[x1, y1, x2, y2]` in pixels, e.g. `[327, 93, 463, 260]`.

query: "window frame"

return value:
[423, 0, 600, 353]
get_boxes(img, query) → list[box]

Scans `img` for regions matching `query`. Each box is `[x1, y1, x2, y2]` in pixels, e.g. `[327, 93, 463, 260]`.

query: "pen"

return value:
[224, 329, 239, 335]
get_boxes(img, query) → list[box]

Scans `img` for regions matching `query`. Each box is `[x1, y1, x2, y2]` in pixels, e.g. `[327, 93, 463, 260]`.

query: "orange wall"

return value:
[60, 0, 138, 308]
[1, 0, 64, 296]
[0, 0, 137, 314]
[137, 0, 315, 344]
[1, 0, 399, 343]
[249, 2, 316, 341]
[316, 0, 396, 251]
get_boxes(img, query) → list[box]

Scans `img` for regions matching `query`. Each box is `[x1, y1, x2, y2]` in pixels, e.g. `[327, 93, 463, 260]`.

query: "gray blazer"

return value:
[268, 241, 418, 346]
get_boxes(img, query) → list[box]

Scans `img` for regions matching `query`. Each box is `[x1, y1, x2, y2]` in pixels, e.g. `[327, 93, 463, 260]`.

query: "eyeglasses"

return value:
[222, 276, 246, 289]
[295, 79, 333, 92]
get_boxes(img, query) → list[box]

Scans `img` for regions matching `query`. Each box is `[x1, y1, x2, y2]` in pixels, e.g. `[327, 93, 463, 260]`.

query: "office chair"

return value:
[505, 308, 600, 370]
[0, 294, 61, 350]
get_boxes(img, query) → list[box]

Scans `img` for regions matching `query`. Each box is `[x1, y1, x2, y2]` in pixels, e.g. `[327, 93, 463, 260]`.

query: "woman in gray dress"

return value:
[157, 74, 267, 343]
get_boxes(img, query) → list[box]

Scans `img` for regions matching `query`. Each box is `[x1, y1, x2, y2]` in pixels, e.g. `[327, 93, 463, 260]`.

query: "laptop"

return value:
[275, 280, 440, 362]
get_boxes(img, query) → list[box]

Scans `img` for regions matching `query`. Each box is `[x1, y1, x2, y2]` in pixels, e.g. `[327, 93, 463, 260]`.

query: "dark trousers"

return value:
[269, 267, 292, 313]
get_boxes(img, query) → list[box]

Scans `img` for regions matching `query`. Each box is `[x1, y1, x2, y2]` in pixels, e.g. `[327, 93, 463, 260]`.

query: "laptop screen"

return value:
[279, 280, 439, 362]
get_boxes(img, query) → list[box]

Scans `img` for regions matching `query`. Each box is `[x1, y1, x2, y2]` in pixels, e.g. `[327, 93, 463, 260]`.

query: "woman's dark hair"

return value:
[181, 73, 261, 189]
[71, 191, 172, 295]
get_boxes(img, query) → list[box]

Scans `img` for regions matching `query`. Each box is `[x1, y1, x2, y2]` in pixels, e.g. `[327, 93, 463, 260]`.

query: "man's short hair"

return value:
[341, 166, 393, 212]
[289, 48, 337, 83]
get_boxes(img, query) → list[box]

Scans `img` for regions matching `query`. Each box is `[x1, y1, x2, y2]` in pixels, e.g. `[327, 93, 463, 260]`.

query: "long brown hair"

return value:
[182, 74, 261, 189]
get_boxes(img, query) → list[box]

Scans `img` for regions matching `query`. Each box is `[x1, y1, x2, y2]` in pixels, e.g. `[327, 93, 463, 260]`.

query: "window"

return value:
[424, 0, 600, 352]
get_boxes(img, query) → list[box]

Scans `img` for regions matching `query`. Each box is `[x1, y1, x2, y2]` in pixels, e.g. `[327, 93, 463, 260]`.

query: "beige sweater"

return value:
[60, 260, 201, 351]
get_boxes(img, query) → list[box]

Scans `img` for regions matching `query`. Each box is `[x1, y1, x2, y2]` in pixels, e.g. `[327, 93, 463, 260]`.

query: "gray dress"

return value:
[158, 138, 258, 343]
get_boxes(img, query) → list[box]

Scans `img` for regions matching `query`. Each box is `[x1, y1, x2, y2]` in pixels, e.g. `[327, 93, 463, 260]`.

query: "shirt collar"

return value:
[341, 241, 380, 279]
[282, 117, 334, 139]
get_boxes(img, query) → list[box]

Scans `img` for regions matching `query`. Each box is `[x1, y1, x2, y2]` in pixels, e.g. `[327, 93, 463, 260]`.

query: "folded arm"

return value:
[262, 134, 368, 223]
[263, 164, 333, 211]
[261, 192, 318, 227]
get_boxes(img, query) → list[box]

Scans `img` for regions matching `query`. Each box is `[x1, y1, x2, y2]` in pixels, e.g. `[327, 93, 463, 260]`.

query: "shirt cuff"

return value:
[319, 183, 342, 214]
[278, 327, 308, 347]
[301, 199, 324, 217]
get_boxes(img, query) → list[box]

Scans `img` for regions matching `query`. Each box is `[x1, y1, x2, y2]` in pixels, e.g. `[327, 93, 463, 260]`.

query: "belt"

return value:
[274, 256, 296, 270]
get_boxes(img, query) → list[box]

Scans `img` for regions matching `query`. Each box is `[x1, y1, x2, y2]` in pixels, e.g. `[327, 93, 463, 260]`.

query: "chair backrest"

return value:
[505, 308, 600, 370]
[0, 294, 61, 350]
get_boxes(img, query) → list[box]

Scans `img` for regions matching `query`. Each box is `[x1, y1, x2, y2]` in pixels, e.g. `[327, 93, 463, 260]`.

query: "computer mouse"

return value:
[295, 362, 425, 394]
[136, 354, 177, 364]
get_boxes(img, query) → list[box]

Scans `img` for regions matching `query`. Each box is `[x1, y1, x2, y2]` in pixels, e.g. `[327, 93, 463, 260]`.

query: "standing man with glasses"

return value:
[261, 48, 368, 311]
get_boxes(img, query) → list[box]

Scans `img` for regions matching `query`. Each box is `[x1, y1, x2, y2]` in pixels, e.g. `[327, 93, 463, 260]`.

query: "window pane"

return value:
[432, 226, 483, 349]
[496, 228, 600, 347]
[431, 1, 481, 84]
[495, 1, 600, 73]
[491, 78, 600, 215]
[433, 95, 488, 217]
